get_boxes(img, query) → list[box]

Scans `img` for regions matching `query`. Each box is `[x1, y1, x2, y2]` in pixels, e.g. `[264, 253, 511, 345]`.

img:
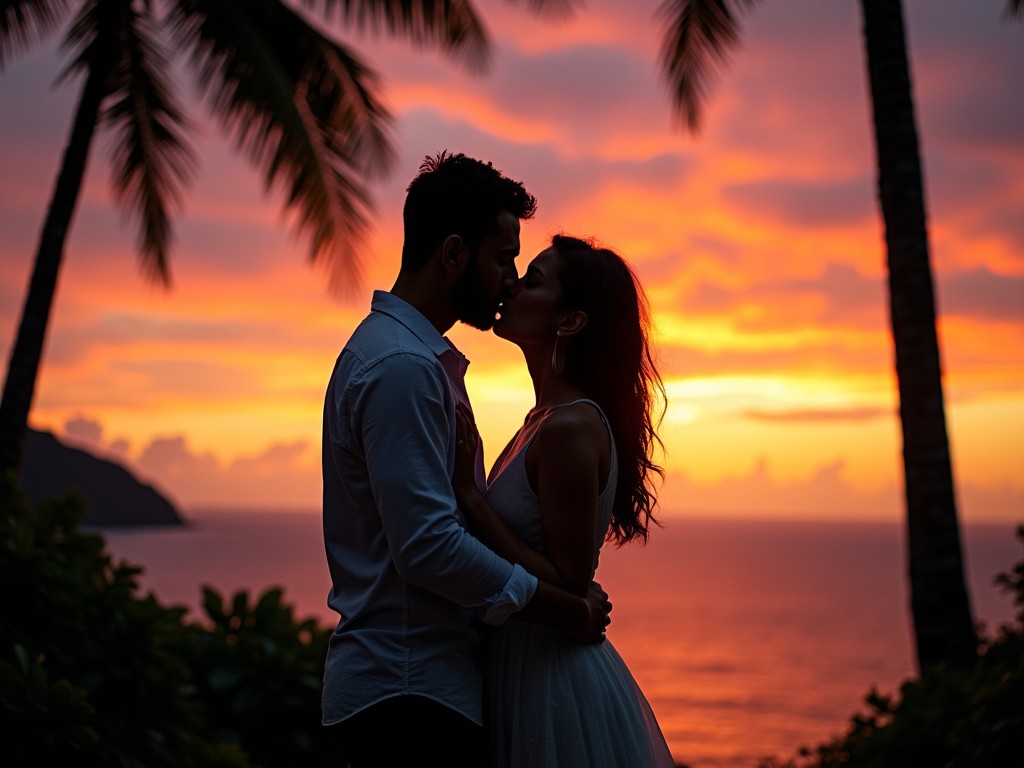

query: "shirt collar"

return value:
[370, 290, 470, 370]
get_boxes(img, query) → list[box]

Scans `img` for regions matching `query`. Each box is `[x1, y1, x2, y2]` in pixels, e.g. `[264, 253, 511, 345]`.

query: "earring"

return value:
[551, 332, 565, 375]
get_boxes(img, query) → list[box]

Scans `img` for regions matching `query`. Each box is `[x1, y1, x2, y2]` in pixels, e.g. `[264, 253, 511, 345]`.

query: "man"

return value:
[322, 152, 610, 767]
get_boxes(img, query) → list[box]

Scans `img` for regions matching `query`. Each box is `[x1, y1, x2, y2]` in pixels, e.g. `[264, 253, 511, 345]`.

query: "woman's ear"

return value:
[557, 310, 588, 338]
[440, 234, 467, 275]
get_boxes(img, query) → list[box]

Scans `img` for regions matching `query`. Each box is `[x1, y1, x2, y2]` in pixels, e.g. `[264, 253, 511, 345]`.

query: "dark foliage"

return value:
[183, 586, 334, 765]
[0, 474, 334, 766]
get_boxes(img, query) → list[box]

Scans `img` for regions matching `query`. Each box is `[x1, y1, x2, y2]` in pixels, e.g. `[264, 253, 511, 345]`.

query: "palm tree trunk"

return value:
[859, 0, 976, 671]
[0, 63, 110, 474]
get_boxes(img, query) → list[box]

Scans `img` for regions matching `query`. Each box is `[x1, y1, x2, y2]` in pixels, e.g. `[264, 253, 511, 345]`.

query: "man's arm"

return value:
[354, 352, 536, 610]
[352, 352, 607, 640]
[452, 403, 613, 642]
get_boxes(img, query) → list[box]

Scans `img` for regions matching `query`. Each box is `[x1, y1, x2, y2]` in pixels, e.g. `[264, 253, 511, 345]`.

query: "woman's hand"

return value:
[570, 581, 613, 644]
[452, 403, 481, 504]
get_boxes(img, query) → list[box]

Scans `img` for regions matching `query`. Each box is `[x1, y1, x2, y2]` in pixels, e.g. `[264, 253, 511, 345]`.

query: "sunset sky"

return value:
[1, 0, 1021, 521]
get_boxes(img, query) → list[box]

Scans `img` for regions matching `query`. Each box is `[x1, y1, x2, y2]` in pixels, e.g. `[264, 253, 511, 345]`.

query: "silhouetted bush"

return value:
[0, 475, 334, 766]
[760, 525, 1024, 768]
[183, 586, 334, 764]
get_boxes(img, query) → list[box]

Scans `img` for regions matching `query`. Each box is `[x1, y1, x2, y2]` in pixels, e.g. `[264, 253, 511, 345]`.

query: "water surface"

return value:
[100, 513, 1020, 768]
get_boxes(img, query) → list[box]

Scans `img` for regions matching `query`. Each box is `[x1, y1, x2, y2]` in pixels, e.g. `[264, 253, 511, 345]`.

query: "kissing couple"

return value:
[322, 151, 676, 768]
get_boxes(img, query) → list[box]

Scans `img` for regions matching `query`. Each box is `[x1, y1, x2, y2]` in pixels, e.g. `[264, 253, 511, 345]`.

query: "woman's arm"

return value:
[453, 407, 567, 587]
[530, 406, 605, 598]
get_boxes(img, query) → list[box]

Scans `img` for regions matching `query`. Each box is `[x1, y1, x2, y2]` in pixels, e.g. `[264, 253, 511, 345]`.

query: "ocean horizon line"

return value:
[165, 506, 1022, 529]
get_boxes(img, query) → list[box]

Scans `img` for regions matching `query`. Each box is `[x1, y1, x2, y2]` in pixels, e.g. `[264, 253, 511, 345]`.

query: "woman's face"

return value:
[494, 247, 564, 346]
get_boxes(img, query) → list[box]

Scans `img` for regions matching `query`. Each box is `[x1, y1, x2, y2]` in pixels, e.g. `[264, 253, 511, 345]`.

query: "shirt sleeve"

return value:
[351, 351, 537, 620]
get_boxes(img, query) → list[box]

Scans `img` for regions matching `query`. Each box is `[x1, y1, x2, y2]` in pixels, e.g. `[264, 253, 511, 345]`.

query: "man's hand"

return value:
[570, 581, 612, 644]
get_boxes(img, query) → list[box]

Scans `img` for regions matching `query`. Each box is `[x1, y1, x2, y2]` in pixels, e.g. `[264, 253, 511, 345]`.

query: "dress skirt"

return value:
[485, 619, 676, 768]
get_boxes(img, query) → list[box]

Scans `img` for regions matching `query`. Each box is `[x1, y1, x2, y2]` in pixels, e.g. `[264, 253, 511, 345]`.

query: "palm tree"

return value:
[0, 0, 578, 476]
[656, 0, 1019, 671]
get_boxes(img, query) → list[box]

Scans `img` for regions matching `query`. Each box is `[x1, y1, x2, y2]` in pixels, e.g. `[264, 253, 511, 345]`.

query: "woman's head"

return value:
[504, 234, 665, 544]
[548, 234, 646, 386]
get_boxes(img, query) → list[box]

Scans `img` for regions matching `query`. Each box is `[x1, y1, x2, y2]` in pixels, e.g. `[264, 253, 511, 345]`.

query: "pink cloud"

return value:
[61, 417, 1020, 523]
[130, 433, 319, 511]
[63, 415, 104, 446]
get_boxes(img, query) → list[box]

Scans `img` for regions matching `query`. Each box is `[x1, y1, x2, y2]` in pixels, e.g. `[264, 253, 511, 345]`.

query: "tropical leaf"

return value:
[103, 1, 196, 286]
[201, 585, 226, 625]
[171, 0, 395, 292]
[304, 0, 491, 72]
[55, 1, 192, 286]
[1005, 0, 1023, 20]
[57, 0, 117, 81]
[0, 0, 69, 69]
[656, 0, 761, 132]
[502, 0, 583, 19]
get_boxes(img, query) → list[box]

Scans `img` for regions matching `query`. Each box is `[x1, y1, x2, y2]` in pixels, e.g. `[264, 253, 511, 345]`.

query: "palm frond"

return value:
[103, 1, 196, 286]
[500, 0, 583, 21]
[57, 0, 114, 82]
[55, 0, 194, 286]
[171, 0, 395, 292]
[1004, 0, 1023, 20]
[0, 0, 69, 69]
[656, 0, 760, 133]
[302, 0, 491, 72]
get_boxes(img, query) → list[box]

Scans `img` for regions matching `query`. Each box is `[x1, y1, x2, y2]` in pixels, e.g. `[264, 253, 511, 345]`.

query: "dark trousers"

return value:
[329, 694, 486, 767]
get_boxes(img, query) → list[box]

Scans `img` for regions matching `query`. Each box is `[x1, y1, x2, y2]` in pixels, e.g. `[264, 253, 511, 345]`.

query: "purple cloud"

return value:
[64, 415, 104, 445]
[722, 177, 875, 229]
[940, 267, 1024, 321]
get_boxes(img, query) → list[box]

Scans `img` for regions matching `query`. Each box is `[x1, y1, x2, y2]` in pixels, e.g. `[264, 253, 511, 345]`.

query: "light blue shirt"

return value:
[322, 290, 538, 726]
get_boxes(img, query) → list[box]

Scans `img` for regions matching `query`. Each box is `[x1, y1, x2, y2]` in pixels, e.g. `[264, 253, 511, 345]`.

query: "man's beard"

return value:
[451, 254, 498, 331]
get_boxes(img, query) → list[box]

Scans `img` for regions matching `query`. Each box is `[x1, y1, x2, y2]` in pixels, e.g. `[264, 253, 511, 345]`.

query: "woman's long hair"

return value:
[551, 234, 665, 545]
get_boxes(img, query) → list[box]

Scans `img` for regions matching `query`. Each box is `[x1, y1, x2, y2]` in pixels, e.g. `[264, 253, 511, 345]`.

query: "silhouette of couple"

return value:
[322, 152, 675, 767]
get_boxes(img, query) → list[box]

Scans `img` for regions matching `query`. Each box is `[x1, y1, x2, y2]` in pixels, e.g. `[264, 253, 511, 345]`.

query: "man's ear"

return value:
[440, 234, 467, 275]
[557, 310, 588, 338]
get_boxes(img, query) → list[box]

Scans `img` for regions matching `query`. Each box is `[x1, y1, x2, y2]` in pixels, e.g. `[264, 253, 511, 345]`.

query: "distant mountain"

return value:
[19, 429, 183, 526]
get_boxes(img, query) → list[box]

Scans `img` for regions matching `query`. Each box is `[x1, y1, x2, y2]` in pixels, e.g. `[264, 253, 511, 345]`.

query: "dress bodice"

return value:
[484, 399, 617, 575]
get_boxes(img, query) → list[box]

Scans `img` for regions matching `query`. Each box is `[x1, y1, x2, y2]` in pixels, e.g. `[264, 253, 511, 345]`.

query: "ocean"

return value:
[98, 513, 1020, 768]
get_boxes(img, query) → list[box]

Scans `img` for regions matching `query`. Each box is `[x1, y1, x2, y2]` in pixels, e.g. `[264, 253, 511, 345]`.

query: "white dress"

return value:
[483, 400, 676, 767]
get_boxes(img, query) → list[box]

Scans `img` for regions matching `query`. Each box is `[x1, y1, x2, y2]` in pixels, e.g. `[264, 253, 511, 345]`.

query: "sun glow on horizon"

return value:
[1, 0, 1021, 520]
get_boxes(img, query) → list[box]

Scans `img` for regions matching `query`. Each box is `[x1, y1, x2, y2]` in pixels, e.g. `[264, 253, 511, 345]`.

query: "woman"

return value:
[453, 234, 676, 767]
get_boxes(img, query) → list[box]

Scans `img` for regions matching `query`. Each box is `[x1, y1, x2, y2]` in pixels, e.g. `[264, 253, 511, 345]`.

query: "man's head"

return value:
[401, 152, 537, 330]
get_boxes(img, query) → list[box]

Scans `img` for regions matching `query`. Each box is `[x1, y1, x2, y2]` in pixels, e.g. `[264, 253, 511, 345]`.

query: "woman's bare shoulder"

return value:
[533, 401, 608, 456]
